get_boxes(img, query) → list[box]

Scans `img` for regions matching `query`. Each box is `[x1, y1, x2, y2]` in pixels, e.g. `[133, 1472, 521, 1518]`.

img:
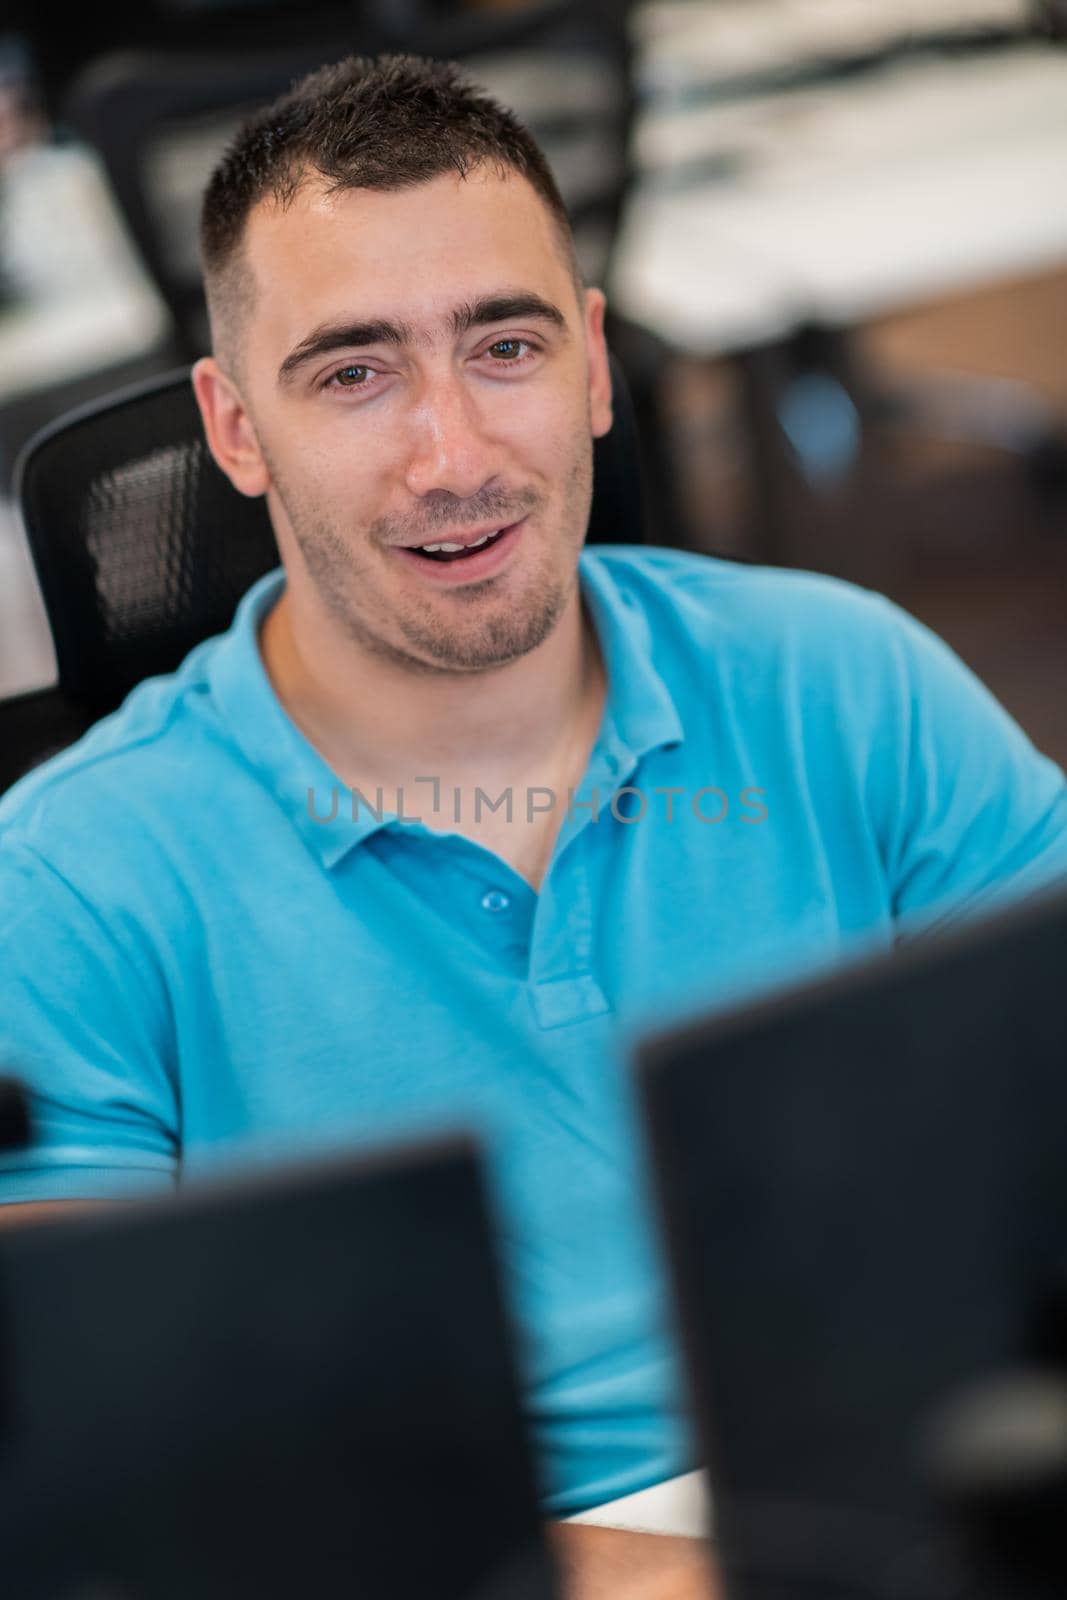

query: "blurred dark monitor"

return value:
[0, 1135, 556, 1600]
[0, 1078, 31, 1154]
[638, 882, 1067, 1600]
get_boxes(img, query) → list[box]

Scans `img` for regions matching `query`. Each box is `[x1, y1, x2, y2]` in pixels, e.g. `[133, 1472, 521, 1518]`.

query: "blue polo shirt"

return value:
[2, 546, 1066, 1514]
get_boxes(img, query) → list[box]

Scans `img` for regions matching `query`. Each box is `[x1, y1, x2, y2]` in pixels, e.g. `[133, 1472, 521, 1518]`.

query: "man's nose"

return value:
[401, 372, 499, 502]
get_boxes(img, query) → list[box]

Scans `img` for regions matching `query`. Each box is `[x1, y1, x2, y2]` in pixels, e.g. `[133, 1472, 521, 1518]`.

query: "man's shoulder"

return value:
[0, 638, 237, 868]
[583, 544, 905, 660]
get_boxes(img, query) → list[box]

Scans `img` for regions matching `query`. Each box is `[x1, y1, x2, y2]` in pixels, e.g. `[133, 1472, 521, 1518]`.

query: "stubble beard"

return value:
[268, 440, 594, 677]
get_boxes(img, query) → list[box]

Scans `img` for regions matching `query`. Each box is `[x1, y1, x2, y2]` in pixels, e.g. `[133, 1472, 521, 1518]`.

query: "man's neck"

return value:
[258, 574, 606, 798]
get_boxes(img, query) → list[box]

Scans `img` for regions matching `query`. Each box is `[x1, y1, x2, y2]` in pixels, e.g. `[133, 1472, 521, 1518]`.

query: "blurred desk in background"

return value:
[0, 141, 169, 404]
[0, 497, 55, 700]
[610, 13, 1067, 570]
[612, 39, 1067, 353]
[0, 139, 174, 707]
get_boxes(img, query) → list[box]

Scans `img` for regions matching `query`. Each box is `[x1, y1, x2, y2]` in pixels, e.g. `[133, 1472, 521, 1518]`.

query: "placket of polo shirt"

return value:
[525, 731, 637, 1030]
[366, 823, 537, 970]
[527, 844, 609, 1029]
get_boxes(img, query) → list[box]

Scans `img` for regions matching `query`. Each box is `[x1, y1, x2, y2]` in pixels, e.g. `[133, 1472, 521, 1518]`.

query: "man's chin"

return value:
[398, 595, 567, 676]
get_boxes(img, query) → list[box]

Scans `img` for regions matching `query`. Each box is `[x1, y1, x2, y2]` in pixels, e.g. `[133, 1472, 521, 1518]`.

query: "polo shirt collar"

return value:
[577, 550, 685, 776]
[207, 569, 367, 870]
[208, 550, 685, 872]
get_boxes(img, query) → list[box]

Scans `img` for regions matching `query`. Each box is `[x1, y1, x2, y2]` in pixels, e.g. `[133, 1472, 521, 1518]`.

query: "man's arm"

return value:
[870, 596, 1067, 932]
[0, 839, 179, 1208]
[0, 1200, 105, 1229]
[547, 1522, 720, 1600]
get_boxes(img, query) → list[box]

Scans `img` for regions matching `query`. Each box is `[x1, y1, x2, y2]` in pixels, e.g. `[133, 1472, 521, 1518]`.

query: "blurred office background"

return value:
[2, 0, 1067, 766]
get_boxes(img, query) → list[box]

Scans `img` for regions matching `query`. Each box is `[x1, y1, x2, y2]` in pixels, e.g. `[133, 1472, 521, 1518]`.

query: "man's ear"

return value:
[191, 358, 271, 498]
[583, 287, 613, 441]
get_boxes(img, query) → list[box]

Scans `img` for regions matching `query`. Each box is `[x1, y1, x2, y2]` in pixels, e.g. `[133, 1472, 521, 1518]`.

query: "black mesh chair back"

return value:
[64, 1, 637, 359]
[15, 373, 275, 720]
[13, 350, 646, 726]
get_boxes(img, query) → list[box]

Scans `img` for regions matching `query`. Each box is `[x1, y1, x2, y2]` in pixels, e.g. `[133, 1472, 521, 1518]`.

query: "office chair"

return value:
[0, 1078, 31, 1155]
[0, 349, 646, 795]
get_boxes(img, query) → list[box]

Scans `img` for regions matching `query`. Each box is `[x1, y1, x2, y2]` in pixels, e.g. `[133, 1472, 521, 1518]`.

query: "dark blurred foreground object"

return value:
[638, 879, 1067, 1600]
[0, 1078, 31, 1153]
[0, 1135, 557, 1600]
[0, 348, 645, 794]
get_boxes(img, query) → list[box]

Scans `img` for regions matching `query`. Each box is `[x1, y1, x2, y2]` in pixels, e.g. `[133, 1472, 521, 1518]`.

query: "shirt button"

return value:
[480, 889, 511, 913]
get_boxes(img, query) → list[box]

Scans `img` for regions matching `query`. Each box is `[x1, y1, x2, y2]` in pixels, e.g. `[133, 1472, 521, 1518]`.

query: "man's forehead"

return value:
[247, 164, 559, 259]
[241, 164, 575, 322]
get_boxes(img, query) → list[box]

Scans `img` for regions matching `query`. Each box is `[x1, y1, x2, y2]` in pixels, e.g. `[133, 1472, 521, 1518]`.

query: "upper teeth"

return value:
[418, 531, 496, 553]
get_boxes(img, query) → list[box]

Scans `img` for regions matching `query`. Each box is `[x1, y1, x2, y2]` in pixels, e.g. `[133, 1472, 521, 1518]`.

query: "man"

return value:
[2, 52, 1066, 1598]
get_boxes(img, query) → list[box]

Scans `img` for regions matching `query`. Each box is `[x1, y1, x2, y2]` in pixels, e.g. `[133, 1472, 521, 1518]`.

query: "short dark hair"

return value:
[200, 52, 581, 366]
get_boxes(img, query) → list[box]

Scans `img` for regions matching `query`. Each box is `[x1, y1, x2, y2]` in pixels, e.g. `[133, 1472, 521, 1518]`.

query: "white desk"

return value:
[611, 38, 1067, 352]
[0, 143, 168, 404]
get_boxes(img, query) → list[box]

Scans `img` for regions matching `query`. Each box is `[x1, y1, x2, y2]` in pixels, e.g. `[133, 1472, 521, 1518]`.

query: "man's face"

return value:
[199, 165, 612, 675]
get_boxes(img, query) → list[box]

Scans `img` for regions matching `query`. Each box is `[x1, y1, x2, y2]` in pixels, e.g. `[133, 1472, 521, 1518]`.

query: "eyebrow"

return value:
[277, 291, 569, 384]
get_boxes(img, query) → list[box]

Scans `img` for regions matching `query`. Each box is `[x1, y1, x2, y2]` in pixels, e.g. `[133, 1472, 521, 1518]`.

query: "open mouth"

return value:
[394, 518, 525, 583]
[411, 526, 510, 563]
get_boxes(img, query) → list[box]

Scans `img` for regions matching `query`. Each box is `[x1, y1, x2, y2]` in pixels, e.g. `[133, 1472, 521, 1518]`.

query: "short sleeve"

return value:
[0, 840, 179, 1202]
[871, 598, 1067, 937]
